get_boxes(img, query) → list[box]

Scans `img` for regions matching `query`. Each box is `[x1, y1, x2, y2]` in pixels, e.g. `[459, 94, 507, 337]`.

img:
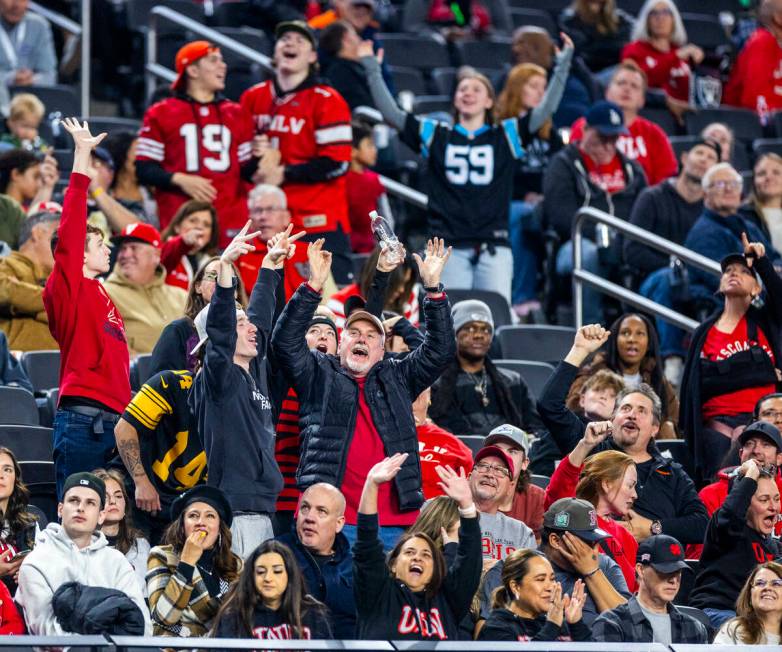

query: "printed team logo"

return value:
[397, 606, 446, 640]
[588, 509, 597, 528]
[669, 544, 682, 556]
[554, 512, 569, 528]
[693, 76, 722, 109]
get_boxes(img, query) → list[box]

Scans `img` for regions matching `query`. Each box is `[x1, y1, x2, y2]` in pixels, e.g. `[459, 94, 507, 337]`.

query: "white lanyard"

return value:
[0, 19, 26, 70]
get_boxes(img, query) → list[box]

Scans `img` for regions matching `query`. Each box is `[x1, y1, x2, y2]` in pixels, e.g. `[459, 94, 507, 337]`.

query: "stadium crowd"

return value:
[0, 0, 780, 644]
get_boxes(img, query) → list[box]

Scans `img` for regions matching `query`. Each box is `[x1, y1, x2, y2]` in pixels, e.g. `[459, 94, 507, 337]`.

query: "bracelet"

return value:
[583, 566, 600, 578]
[91, 186, 104, 200]
[458, 505, 477, 518]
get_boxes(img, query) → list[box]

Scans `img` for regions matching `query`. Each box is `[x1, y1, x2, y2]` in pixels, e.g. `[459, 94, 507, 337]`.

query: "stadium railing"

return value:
[572, 206, 722, 330]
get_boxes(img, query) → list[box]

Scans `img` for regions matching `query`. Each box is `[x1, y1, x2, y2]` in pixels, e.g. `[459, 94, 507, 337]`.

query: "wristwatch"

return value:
[650, 520, 663, 535]
[424, 283, 444, 294]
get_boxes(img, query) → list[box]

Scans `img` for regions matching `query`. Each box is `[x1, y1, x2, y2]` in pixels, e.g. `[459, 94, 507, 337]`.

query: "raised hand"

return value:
[264, 223, 306, 269]
[307, 238, 333, 292]
[39, 152, 59, 189]
[556, 31, 574, 55]
[358, 40, 383, 64]
[583, 420, 612, 448]
[739, 458, 761, 480]
[546, 582, 565, 626]
[573, 324, 609, 354]
[60, 117, 107, 150]
[742, 231, 766, 265]
[435, 464, 473, 509]
[377, 242, 406, 272]
[412, 238, 451, 289]
[564, 580, 586, 624]
[221, 220, 262, 265]
[367, 453, 409, 485]
[182, 227, 207, 250]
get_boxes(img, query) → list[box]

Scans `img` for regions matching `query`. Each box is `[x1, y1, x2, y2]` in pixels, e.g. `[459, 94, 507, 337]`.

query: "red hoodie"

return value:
[43, 173, 130, 414]
[687, 467, 782, 559]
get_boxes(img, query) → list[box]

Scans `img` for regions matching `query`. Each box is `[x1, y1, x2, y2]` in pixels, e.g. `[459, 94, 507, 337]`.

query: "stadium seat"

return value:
[10, 85, 80, 119]
[20, 460, 56, 522]
[496, 325, 576, 363]
[130, 354, 155, 392]
[685, 107, 762, 143]
[431, 68, 457, 96]
[0, 387, 39, 426]
[126, 0, 205, 33]
[675, 604, 711, 630]
[214, 27, 272, 61]
[445, 289, 514, 329]
[52, 149, 73, 181]
[389, 66, 428, 96]
[530, 474, 550, 489]
[412, 95, 453, 116]
[677, 0, 743, 12]
[494, 360, 555, 400]
[213, 1, 252, 27]
[675, 559, 700, 605]
[79, 117, 141, 134]
[376, 34, 451, 71]
[458, 435, 484, 456]
[638, 107, 679, 136]
[752, 138, 782, 160]
[0, 425, 53, 461]
[508, 0, 570, 12]
[20, 350, 60, 393]
[456, 39, 511, 70]
[681, 13, 731, 52]
[509, 8, 558, 36]
[616, 0, 645, 13]
[656, 438, 695, 479]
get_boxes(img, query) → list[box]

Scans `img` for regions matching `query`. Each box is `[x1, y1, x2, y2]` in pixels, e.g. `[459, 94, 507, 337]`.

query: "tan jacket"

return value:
[0, 251, 57, 351]
[104, 266, 187, 355]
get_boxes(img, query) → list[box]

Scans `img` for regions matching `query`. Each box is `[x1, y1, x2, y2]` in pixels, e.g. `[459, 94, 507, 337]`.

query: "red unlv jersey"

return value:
[136, 96, 254, 247]
[240, 79, 352, 233]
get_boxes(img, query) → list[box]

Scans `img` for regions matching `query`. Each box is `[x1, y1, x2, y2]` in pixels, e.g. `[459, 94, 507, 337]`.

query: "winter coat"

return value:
[271, 283, 455, 511]
[52, 581, 147, 635]
[15, 523, 151, 635]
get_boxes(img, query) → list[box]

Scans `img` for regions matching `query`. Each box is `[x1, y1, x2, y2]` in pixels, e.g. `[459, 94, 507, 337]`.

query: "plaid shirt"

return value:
[592, 596, 709, 644]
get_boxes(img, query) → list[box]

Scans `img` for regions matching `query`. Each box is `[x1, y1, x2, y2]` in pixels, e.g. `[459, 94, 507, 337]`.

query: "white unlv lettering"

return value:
[258, 115, 306, 134]
[397, 606, 447, 639]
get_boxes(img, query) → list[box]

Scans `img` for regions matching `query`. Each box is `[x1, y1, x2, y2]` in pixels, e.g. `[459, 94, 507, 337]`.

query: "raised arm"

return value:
[359, 44, 408, 131]
[529, 34, 574, 134]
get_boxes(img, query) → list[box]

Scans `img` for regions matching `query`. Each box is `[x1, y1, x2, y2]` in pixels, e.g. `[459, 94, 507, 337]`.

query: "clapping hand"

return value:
[221, 220, 262, 265]
[742, 232, 766, 266]
[564, 580, 586, 624]
[307, 239, 333, 292]
[412, 238, 451, 289]
[263, 223, 306, 269]
[434, 464, 473, 510]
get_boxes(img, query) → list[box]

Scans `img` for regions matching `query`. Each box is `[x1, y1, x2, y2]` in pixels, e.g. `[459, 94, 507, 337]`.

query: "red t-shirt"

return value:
[579, 148, 627, 194]
[346, 169, 384, 254]
[236, 239, 310, 300]
[724, 28, 782, 116]
[622, 40, 691, 103]
[341, 377, 419, 526]
[416, 421, 474, 499]
[701, 316, 776, 420]
[570, 115, 677, 185]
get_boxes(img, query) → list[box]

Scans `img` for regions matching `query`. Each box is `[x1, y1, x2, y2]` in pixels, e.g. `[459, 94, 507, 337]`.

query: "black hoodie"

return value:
[478, 607, 591, 642]
[353, 512, 482, 640]
[213, 602, 332, 639]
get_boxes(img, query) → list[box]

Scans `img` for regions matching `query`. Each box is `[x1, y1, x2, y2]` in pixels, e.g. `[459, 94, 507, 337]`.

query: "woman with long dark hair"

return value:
[93, 468, 150, 596]
[0, 446, 45, 592]
[0, 149, 42, 209]
[160, 200, 220, 291]
[102, 131, 158, 227]
[566, 312, 678, 438]
[353, 454, 482, 639]
[146, 486, 241, 637]
[478, 548, 589, 641]
[211, 540, 331, 639]
[715, 561, 782, 645]
[148, 256, 248, 375]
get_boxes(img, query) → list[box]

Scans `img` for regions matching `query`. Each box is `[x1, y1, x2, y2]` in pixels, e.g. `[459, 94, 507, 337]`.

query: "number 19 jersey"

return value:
[136, 96, 254, 247]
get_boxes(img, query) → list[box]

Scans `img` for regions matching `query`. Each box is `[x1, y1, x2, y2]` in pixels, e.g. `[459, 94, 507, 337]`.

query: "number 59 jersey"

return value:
[136, 96, 255, 247]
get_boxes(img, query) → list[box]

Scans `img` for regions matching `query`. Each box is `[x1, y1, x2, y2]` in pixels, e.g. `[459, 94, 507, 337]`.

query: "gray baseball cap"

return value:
[543, 497, 610, 542]
[484, 424, 531, 456]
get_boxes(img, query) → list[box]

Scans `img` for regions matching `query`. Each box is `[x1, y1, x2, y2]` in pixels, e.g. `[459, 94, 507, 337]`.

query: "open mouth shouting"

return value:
[408, 563, 424, 578]
[316, 342, 329, 353]
[351, 344, 369, 359]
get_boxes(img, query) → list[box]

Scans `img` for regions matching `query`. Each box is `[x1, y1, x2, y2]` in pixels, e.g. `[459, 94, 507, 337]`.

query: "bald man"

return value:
[275, 483, 356, 638]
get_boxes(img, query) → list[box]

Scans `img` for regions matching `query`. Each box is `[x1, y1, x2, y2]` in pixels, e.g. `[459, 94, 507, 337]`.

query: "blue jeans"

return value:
[341, 524, 405, 552]
[639, 267, 687, 358]
[556, 238, 604, 325]
[704, 608, 736, 628]
[52, 407, 118, 500]
[509, 201, 539, 305]
[440, 245, 513, 305]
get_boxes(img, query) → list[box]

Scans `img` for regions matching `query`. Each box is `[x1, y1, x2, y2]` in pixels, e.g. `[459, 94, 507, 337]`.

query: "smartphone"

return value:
[8, 550, 30, 563]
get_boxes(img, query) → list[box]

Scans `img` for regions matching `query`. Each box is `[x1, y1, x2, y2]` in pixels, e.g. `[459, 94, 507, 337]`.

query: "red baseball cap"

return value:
[171, 41, 219, 91]
[111, 223, 162, 249]
[473, 445, 515, 478]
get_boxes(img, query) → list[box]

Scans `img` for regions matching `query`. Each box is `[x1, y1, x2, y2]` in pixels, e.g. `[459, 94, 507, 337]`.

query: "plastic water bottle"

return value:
[370, 210, 404, 264]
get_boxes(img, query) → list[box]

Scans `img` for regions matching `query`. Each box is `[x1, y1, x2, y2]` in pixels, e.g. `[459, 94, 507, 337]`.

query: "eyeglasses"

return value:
[760, 410, 782, 421]
[462, 325, 492, 337]
[249, 206, 284, 214]
[202, 271, 218, 281]
[474, 462, 511, 479]
[753, 579, 782, 588]
[708, 180, 742, 192]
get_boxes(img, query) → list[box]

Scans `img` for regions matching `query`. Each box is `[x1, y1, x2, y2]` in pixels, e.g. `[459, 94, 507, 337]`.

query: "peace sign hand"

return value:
[221, 220, 262, 264]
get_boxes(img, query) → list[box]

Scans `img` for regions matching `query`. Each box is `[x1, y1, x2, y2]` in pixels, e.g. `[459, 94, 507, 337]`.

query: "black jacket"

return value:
[690, 475, 782, 612]
[212, 602, 332, 639]
[542, 143, 646, 243]
[558, 7, 634, 73]
[353, 512, 482, 640]
[52, 582, 146, 635]
[276, 530, 356, 639]
[680, 255, 782, 483]
[149, 317, 198, 376]
[538, 361, 708, 543]
[478, 607, 591, 642]
[271, 283, 455, 511]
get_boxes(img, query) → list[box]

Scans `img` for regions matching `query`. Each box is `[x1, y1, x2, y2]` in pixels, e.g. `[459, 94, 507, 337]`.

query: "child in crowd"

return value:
[0, 93, 48, 153]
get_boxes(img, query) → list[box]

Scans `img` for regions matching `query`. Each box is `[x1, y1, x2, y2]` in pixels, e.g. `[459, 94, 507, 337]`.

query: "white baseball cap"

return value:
[190, 303, 247, 355]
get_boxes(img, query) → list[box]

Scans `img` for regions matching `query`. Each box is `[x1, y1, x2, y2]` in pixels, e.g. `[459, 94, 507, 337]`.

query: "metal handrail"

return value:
[145, 5, 273, 100]
[29, 0, 89, 117]
[572, 207, 722, 331]
[379, 175, 428, 209]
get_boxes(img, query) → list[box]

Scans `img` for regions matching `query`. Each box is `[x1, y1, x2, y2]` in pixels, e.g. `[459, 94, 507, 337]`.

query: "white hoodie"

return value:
[15, 523, 152, 635]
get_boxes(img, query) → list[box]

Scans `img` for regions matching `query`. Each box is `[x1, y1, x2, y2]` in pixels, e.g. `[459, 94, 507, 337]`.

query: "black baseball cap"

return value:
[739, 421, 782, 451]
[275, 20, 317, 48]
[720, 253, 758, 278]
[585, 100, 629, 136]
[637, 534, 690, 573]
[62, 472, 106, 509]
[543, 497, 610, 542]
[309, 314, 338, 341]
[171, 485, 233, 527]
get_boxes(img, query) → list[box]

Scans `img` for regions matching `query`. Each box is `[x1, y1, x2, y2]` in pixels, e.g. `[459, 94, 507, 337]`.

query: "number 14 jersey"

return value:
[136, 96, 254, 246]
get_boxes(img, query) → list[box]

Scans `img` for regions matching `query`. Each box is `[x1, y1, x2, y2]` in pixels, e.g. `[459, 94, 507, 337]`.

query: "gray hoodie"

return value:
[15, 523, 151, 635]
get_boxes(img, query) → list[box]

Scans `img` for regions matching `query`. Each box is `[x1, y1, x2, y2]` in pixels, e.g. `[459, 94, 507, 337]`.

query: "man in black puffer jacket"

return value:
[272, 238, 455, 547]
